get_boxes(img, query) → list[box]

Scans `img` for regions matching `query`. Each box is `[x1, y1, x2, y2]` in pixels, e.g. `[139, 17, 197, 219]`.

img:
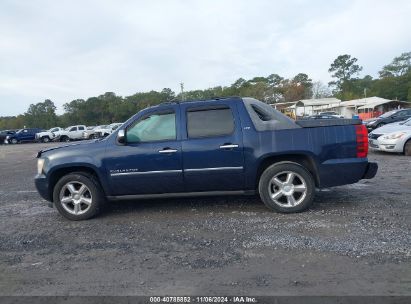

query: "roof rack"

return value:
[159, 96, 241, 106]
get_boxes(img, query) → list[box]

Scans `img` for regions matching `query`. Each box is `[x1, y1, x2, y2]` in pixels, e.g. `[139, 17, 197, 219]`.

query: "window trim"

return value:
[125, 109, 177, 144]
[185, 106, 235, 139]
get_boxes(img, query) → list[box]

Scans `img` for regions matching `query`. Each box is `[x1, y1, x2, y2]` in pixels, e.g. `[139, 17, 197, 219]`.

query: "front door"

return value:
[105, 105, 184, 196]
[181, 102, 245, 192]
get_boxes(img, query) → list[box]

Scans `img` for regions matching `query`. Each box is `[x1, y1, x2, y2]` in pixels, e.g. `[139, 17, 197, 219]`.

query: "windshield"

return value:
[49, 127, 59, 132]
[403, 118, 411, 126]
[95, 125, 107, 129]
[65, 127, 73, 131]
[379, 110, 398, 118]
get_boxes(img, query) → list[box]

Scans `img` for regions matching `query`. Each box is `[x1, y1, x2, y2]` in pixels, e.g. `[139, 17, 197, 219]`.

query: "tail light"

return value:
[355, 124, 368, 158]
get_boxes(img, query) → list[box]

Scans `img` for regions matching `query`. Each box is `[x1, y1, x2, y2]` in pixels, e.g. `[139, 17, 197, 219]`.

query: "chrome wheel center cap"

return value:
[283, 185, 293, 193]
[74, 194, 80, 200]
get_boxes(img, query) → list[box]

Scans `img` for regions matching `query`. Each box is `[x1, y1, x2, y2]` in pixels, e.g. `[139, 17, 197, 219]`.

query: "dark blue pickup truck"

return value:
[35, 97, 377, 220]
[7, 128, 44, 144]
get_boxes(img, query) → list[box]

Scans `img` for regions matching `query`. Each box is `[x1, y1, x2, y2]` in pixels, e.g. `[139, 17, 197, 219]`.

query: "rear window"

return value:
[187, 107, 234, 138]
[243, 98, 299, 131]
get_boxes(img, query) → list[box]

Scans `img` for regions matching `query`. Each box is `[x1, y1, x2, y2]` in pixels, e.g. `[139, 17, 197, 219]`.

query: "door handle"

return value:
[158, 148, 178, 153]
[219, 144, 239, 149]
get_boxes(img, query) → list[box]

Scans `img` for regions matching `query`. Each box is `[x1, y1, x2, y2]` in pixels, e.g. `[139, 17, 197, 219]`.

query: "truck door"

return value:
[19, 129, 31, 141]
[76, 126, 86, 139]
[181, 101, 245, 192]
[105, 105, 184, 196]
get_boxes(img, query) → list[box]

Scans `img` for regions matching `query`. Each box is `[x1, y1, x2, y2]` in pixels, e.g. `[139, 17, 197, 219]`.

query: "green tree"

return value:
[379, 52, 411, 78]
[328, 54, 363, 99]
[24, 99, 58, 129]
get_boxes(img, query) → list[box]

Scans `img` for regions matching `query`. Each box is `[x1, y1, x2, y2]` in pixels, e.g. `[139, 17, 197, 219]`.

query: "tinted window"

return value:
[69, 127, 77, 132]
[187, 107, 234, 138]
[79, 126, 85, 131]
[126, 111, 176, 143]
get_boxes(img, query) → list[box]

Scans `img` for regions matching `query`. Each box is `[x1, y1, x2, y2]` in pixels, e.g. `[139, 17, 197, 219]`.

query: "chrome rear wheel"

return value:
[268, 171, 307, 208]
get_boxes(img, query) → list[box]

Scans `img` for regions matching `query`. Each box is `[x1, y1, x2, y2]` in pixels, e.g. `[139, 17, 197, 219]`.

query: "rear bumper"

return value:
[362, 162, 378, 179]
[319, 158, 378, 188]
[34, 174, 52, 202]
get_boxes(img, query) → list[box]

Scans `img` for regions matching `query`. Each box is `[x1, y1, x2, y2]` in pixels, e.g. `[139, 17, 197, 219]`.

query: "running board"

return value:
[107, 190, 256, 201]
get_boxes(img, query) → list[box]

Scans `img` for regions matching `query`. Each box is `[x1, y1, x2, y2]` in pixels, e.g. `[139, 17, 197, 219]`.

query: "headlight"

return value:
[382, 132, 405, 140]
[37, 158, 45, 175]
[6, 136, 10, 139]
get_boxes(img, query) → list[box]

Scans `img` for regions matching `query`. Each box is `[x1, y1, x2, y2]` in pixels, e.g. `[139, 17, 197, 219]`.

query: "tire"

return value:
[258, 162, 315, 213]
[53, 173, 105, 220]
[41, 136, 50, 143]
[404, 139, 411, 156]
[11, 138, 18, 144]
[60, 136, 70, 142]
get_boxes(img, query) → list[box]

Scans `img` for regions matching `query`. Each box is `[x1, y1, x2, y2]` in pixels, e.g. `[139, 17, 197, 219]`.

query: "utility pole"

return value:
[180, 82, 185, 101]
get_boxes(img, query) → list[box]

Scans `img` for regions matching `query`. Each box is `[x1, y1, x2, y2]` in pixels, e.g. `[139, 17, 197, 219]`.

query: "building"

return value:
[271, 96, 410, 119]
[332, 97, 409, 119]
[271, 98, 341, 118]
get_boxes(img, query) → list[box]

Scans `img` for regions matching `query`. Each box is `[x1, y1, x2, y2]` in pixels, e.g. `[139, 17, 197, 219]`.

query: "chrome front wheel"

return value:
[59, 181, 93, 215]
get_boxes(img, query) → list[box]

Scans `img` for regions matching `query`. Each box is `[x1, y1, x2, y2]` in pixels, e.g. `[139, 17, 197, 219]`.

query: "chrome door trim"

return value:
[184, 166, 243, 172]
[110, 169, 182, 177]
[219, 144, 239, 149]
[158, 149, 178, 153]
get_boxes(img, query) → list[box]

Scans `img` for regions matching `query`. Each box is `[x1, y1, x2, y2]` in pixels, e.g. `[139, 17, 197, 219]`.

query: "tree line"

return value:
[1, 52, 410, 130]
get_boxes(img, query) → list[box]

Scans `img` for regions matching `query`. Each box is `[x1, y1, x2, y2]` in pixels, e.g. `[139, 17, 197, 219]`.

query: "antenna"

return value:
[180, 82, 185, 101]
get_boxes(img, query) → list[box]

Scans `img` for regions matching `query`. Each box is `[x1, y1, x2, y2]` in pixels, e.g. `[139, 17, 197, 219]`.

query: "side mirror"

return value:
[117, 129, 126, 144]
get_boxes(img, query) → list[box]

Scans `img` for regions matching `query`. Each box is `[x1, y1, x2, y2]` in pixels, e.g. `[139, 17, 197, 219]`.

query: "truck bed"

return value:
[296, 119, 362, 128]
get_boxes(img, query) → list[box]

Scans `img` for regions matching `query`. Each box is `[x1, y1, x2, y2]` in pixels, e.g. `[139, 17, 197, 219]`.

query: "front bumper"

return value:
[362, 162, 378, 179]
[34, 174, 52, 202]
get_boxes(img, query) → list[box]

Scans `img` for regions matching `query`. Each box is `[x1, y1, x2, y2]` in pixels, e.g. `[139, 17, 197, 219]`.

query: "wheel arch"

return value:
[255, 153, 320, 189]
[48, 165, 107, 200]
[404, 137, 411, 155]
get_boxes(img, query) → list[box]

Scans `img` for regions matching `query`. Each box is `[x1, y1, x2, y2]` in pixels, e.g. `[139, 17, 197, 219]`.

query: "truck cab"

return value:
[58, 125, 87, 142]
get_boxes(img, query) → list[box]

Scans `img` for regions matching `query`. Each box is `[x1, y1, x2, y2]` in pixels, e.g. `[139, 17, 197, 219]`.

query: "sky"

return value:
[0, 0, 410, 116]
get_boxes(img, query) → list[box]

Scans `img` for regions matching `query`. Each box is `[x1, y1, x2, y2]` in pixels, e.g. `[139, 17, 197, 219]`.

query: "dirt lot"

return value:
[0, 143, 410, 296]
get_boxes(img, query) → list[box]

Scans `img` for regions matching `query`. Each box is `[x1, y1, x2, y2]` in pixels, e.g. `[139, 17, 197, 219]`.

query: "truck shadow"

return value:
[100, 190, 359, 219]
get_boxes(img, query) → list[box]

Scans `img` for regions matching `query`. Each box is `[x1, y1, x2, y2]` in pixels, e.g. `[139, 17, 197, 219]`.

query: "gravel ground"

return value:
[0, 143, 410, 296]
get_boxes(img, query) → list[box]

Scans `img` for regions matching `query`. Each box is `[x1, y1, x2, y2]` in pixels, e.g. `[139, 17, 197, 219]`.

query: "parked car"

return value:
[368, 118, 411, 151]
[35, 127, 64, 143]
[35, 97, 377, 220]
[6, 128, 44, 144]
[56, 125, 87, 142]
[376, 130, 411, 155]
[363, 109, 411, 131]
[0, 130, 17, 144]
[93, 123, 123, 138]
[318, 111, 344, 118]
[82, 125, 107, 140]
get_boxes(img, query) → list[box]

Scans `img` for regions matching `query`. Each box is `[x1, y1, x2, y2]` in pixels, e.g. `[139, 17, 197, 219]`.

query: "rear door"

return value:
[181, 101, 245, 192]
[74, 126, 85, 139]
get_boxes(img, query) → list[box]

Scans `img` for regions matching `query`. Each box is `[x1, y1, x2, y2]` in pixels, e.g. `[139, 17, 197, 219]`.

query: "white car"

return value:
[57, 125, 87, 142]
[35, 127, 64, 143]
[82, 125, 108, 139]
[368, 118, 411, 150]
[377, 130, 411, 155]
[318, 111, 344, 118]
[93, 123, 123, 138]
